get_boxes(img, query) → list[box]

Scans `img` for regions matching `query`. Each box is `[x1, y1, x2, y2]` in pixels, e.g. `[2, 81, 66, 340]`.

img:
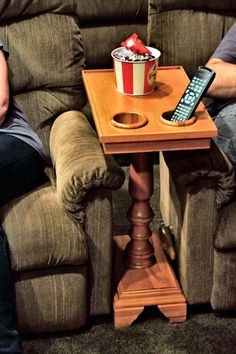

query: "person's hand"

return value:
[0, 50, 9, 126]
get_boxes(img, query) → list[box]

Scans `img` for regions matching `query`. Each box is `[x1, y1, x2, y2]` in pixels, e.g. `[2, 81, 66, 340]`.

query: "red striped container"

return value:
[111, 46, 161, 95]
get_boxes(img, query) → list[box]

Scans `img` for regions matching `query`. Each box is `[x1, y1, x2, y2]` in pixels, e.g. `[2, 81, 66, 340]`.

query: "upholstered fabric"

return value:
[15, 266, 88, 334]
[0, 0, 147, 20]
[162, 140, 236, 209]
[80, 24, 147, 69]
[0, 9, 86, 157]
[75, 0, 147, 21]
[1, 14, 84, 94]
[50, 110, 125, 224]
[0, 0, 76, 19]
[85, 188, 113, 315]
[211, 250, 236, 310]
[161, 141, 236, 304]
[78, 0, 148, 69]
[159, 152, 216, 304]
[160, 144, 236, 308]
[1, 184, 88, 272]
[214, 200, 236, 249]
[148, 0, 236, 76]
[173, 180, 218, 304]
[149, 0, 236, 12]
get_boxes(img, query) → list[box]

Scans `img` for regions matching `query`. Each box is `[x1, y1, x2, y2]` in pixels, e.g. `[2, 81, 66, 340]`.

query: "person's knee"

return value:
[214, 106, 236, 170]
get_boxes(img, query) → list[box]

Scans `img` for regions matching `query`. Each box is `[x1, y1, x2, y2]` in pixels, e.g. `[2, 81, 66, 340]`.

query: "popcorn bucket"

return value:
[111, 46, 161, 95]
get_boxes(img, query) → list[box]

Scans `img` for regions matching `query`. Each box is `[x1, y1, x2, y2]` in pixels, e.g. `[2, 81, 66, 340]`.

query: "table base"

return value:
[113, 233, 187, 328]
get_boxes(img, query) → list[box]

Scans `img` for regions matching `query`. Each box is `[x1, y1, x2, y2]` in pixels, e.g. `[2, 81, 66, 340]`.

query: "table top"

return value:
[82, 66, 217, 154]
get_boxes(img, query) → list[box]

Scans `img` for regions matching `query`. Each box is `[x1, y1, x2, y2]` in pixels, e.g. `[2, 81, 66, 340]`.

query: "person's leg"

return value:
[0, 134, 46, 354]
[0, 227, 22, 354]
[213, 102, 236, 175]
[0, 134, 46, 207]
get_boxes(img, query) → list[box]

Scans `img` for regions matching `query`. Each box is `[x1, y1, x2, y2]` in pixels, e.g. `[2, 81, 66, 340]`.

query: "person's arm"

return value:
[206, 57, 236, 99]
[0, 49, 9, 126]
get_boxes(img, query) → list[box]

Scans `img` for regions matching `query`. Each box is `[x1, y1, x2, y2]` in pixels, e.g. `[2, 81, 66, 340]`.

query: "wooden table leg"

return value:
[113, 152, 186, 328]
[125, 152, 156, 269]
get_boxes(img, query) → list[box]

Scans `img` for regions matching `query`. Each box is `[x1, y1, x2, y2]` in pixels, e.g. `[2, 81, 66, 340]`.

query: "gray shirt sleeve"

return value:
[211, 22, 236, 64]
[0, 38, 48, 161]
[0, 39, 9, 59]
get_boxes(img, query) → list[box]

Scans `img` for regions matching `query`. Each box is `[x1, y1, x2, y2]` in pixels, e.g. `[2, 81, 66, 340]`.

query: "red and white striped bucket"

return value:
[111, 46, 161, 95]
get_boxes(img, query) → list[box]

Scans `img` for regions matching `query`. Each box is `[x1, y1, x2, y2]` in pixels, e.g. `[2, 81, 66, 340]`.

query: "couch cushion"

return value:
[0, 9, 86, 157]
[0, 183, 88, 272]
[0, 0, 76, 19]
[76, 0, 147, 22]
[214, 200, 236, 250]
[149, 0, 236, 12]
[77, 0, 148, 69]
[0, 0, 148, 21]
[162, 140, 236, 209]
[211, 249, 236, 310]
[1, 13, 84, 95]
[148, 0, 236, 76]
[81, 24, 147, 69]
[15, 267, 88, 334]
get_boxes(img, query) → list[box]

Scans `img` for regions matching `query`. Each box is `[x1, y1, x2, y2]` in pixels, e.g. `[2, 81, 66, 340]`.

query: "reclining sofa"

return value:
[3, 0, 235, 338]
[0, 0, 148, 334]
[148, 0, 236, 310]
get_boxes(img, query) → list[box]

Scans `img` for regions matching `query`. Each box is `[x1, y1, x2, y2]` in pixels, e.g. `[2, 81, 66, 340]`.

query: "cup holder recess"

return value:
[111, 112, 148, 129]
[159, 110, 197, 126]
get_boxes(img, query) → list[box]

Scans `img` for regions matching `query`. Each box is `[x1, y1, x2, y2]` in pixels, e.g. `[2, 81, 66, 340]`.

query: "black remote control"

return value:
[171, 66, 215, 122]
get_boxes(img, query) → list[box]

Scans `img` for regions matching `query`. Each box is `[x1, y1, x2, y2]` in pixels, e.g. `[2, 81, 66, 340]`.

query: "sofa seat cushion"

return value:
[0, 183, 88, 272]
[211, 250, 236, 310]
[214, 200, 236, 250]
[14, 266, 88, 334]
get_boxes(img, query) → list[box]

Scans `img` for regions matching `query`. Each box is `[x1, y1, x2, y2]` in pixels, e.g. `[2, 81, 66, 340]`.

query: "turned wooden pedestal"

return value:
[113, 152, 186, 328]
[113, 234, 186, 327]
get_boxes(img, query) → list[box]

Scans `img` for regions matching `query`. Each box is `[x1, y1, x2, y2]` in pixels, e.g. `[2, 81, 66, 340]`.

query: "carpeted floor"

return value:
[22, 163, 236, 354]
[22, 306, 236, 354]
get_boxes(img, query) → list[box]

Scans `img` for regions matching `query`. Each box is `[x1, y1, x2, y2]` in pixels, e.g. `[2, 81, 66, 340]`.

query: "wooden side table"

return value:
[82, 66, 217, 328]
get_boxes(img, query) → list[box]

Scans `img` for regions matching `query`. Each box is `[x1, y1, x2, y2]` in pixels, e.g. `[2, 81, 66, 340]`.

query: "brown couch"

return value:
[0, 0, 148, 334]
[148, 0, 236, 310]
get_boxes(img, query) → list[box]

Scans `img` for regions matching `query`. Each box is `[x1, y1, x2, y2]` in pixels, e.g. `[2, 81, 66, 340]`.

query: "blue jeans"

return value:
[213, 102, 236, 176]
[0, 134, 46, 354]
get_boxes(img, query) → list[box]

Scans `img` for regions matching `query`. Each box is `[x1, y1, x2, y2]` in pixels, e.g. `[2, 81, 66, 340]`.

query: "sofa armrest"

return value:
[49, 110, 125, 222]
[160, 140, 236, 304]
[162, 139, 236, 209]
